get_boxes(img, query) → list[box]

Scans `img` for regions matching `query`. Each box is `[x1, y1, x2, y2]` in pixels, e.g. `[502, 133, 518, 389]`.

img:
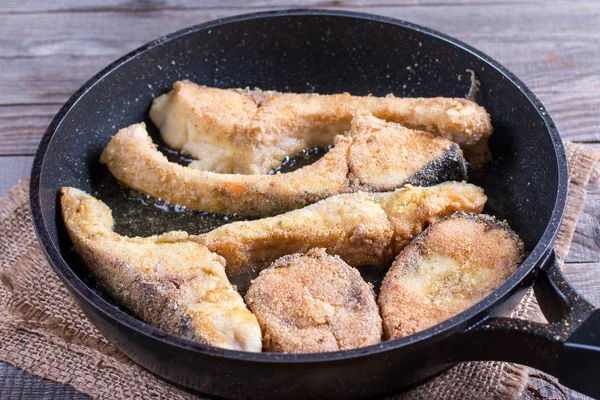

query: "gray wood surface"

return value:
[0, 1, 598, 399]
[0, 362, 88, 400]
[0, 157, 32, 193]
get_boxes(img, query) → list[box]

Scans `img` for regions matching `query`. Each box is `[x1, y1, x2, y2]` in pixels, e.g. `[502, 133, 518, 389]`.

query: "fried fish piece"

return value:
[150, 81, 492, 174]
[194, 182, 487, 287]
[347, 112, 467, 191]
[101, 114, 467, 216]
[378, 213, 525, 339]
[101, 122, 348, 217]
[195, 191, 394, 289]
[245, 248, 382, 353]
[60, 187, 262, 352]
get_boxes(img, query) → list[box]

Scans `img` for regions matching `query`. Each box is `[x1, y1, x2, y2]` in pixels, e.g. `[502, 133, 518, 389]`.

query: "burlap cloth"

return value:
[0, 142, 598, 400]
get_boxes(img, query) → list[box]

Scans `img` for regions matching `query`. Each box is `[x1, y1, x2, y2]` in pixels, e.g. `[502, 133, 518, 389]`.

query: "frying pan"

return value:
[30, 9, 600, 399]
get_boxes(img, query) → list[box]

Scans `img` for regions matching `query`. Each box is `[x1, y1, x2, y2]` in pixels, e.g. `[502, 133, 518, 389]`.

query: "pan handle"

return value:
[453, 250, 600, 398]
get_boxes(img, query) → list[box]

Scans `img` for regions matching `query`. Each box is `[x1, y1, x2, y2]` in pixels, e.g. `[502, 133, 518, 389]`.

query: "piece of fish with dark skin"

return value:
[378, 212, 525, 339]
[150, 81, 492, 173]
[194, 182, 487, 290]
[100, 113, 467, 217]
[60, 187, 262, 352]
[245, 248, 382, 353]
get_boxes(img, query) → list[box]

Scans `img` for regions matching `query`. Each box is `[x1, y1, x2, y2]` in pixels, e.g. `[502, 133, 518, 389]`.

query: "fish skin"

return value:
[379, 212, 525, 339]
[194, 182, 488, 290]
[60, 187, 262, 352]
[151, 81, 492, 174]
[101, 113, 469, 216]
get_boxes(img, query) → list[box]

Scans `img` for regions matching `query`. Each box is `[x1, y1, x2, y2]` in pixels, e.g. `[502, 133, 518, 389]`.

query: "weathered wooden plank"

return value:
[0, 362, 88, 400]
[0, 0, 322, 13]
[0, 105, 59, 156]
[563, 262, 600, 307]
[0, 7, 598, 151]
[0, 56, 117, 105]
[2, 4, 599, 59]
[0, 10, 237, 58]
[2, 46, 598, 108]
[566, 143, 600, 264]
[0, 156, 32, 193]
[521, 371, 591, 400]
[3, 0, 587, 14]
[0, 4, 599, 143]
[567, 184, 600, 263]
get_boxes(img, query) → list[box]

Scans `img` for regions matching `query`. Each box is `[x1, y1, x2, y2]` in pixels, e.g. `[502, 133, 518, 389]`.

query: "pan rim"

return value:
[30, 8, 568, 364]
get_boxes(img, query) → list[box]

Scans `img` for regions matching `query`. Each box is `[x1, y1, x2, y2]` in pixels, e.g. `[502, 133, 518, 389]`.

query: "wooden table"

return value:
[1, 1, 598, 398]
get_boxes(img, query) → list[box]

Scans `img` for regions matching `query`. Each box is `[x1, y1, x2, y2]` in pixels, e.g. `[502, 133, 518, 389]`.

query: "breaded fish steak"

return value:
[194, 182, 487, 287]
[246, 248, 382, 353]
[150, 81, 492, 173]
[378, 212, 524, 339]
[60, 187, 262, 352]
[101, 113, 467, 216]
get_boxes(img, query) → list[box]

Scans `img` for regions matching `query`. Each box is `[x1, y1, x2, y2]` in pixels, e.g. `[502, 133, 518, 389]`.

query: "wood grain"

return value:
[563, 262, 600, 307]
[0, 1, 598, 399]
[0, 105, 58, 155]
[568, 189, 600, 263]
[0, 363, 88, 400]
[567, 143, 600, 264]
[0, 156, 32, 193]
[521, 371, 590, 400]
[568, 185, 600, 263]
[5, 0, 592, 13]
[0, 2, 599, 152]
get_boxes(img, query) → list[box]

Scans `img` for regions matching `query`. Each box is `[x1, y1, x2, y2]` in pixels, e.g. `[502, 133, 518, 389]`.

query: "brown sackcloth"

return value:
[0, 142, 598, 400]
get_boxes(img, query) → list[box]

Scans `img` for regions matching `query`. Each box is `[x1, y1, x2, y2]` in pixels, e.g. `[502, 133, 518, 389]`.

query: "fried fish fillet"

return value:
[60, 187, 261, 352]
[150, 81, 492, 174]
[245, 248, 382, 353]
[194, 182, 487, 286]
[378, 213, 524, 339]
[347, 112, 467, 191]
[101, 114, 467, 216]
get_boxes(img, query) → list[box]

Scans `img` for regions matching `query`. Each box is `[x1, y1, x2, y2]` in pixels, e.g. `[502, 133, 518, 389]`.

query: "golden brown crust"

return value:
[194, 182, 487, 286]
[378, 212, 525, 339]
[346, 112, 466, 190]
[101, 113, 466, 216]
[373, 183, 488, 254]
[194, 192, 395, 290]
[245, 248, 382, 353]
[60, 187, 262, 352]
[100, 123, 350, 217]
[151, 81, 492, 173]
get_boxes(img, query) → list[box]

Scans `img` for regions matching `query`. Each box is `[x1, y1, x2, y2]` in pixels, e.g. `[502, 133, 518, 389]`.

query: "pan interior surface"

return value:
[34, 11, 562, 359]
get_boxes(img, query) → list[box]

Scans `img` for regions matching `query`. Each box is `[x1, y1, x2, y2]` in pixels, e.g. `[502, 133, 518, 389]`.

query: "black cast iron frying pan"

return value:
[29, 9, 600, 399]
